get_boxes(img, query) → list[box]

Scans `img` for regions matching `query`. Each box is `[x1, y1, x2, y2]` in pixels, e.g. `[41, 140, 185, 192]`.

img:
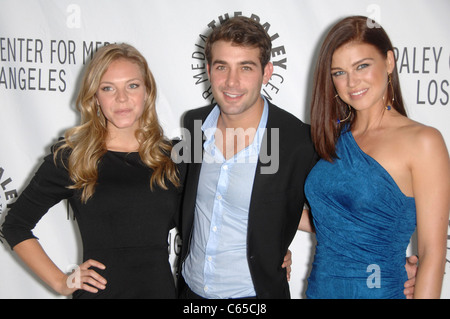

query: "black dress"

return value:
[2, 148, 184, 299]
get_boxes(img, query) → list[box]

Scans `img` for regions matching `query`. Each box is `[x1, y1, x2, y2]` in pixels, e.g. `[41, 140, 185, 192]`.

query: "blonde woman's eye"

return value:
[332, 71, 345, 77]
[101, 86, 113, 91]
[129, 83, 140, 89]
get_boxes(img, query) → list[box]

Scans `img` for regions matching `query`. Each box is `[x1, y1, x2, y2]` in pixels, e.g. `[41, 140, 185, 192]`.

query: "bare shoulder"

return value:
[404, 121, 445, 148]
[397, 118, 448, 163]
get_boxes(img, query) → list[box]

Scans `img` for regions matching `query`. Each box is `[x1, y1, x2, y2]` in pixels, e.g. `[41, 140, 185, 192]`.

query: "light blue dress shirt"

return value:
[182, 98, 269, 298]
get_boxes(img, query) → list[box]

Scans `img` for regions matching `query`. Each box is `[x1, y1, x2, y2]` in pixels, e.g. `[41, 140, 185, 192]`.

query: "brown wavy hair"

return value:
[204, 16, 272, 72]
[55, 43, 179, 202]
[310, 16, 406, 162]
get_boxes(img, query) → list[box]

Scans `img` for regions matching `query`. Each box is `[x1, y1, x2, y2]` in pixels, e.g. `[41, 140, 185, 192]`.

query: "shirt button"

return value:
[217, 194, 222, 200]
[204, 286, 209, 292]
[223, 165, 228, 170]
[208, 256, 212, 261]
[212, 226, 217, 232]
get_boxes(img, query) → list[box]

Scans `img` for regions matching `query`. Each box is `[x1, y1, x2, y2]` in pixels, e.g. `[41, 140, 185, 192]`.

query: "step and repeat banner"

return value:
[0, 0, 449, 299]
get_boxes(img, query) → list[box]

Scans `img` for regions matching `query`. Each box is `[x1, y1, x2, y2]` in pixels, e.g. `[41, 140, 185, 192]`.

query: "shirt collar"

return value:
[202, 96, 269, 151]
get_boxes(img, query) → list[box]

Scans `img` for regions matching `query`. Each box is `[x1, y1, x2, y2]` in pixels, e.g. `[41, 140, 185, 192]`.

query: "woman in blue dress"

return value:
[301, 16, 449, 298]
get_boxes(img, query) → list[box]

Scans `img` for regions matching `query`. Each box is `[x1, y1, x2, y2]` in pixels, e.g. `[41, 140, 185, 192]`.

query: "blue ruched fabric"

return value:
[304, 128, 416, 299]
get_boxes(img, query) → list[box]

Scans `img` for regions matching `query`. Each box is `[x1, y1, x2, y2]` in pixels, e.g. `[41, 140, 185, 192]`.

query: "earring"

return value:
[95, 99, 101, 117]
[337, 104, 352, 124]
[386, 73, 394, 111]
[335, 94, 352, 124]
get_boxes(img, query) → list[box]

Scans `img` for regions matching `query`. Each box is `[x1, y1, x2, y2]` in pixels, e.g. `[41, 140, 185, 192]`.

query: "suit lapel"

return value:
[248, 102, 279, 218]
[183, 110, 207, 232]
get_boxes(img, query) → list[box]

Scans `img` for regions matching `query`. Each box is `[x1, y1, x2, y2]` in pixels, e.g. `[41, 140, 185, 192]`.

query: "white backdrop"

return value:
[0, 0, 449, 299]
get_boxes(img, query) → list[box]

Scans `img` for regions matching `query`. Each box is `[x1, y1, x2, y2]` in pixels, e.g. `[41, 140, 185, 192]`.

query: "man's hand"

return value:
[282, 250, 292, 281]
[404, 255, 419, 299]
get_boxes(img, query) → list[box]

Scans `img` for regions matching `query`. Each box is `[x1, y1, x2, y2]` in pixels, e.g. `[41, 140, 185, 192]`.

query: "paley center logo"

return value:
[0, 166, 18, 245]
[190, 12, 288, 105]
[181, 12, 286, 174]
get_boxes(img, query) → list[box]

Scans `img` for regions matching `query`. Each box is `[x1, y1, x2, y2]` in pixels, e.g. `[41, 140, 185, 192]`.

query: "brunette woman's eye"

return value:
[357, 63, 369, 70]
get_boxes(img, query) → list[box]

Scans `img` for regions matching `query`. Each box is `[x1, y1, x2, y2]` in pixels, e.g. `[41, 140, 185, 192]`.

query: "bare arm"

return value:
[282, 205, 317, 281]
[13, 238, 107, 296]
[411, 127, 450, 298]
[298, 207, 315, 233]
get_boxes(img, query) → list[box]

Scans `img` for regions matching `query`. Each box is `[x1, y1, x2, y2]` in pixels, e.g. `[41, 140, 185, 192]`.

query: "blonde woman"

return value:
[2, 44, 183, 298]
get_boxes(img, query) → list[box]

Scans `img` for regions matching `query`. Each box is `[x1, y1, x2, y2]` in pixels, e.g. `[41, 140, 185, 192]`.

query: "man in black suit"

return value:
[177, 16, 317, 299]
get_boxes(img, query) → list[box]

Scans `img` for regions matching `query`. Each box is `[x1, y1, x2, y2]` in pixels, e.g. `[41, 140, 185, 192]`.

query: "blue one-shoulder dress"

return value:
[304, 128, 416, 299]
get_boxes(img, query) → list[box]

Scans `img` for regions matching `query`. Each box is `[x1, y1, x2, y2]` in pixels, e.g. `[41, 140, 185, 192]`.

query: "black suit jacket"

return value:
[177, 101, 317, 299]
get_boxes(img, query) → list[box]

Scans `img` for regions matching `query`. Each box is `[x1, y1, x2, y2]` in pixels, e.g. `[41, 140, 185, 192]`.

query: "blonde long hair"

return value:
[55, 43, 179, 203]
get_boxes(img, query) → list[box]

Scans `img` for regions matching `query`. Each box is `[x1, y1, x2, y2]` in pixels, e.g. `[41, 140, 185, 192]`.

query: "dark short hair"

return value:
[205, 16, 272, 70]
